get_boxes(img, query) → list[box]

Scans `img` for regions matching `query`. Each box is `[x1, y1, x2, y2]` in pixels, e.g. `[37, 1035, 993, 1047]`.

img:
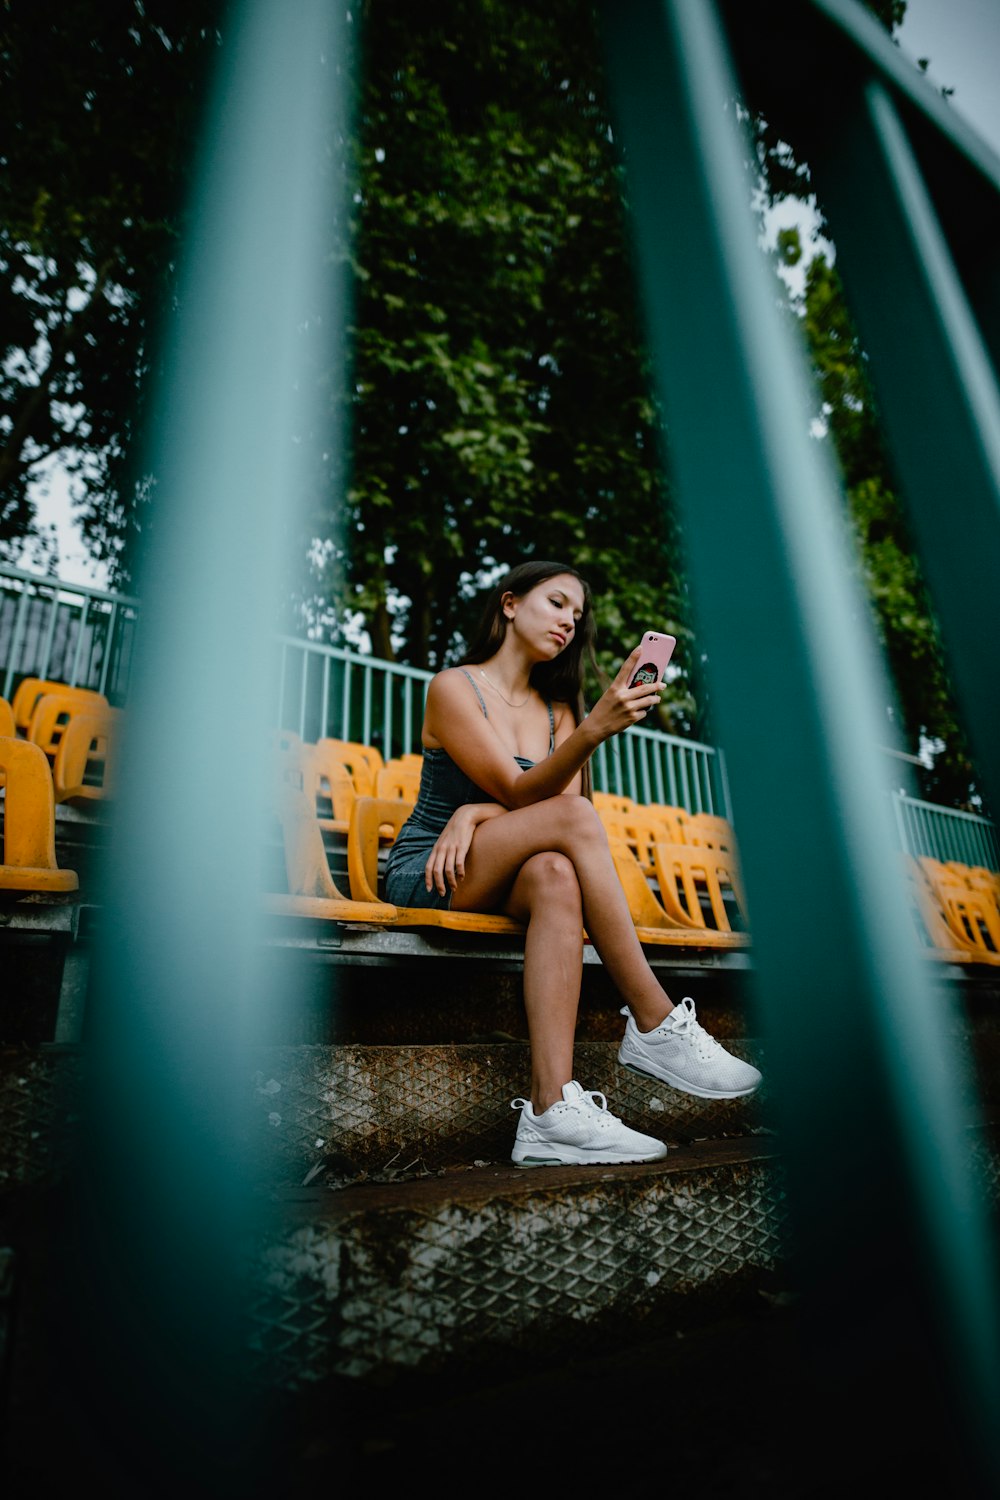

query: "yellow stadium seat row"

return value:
[6, 701, 996, 975]
[266, 732, 1000, 964]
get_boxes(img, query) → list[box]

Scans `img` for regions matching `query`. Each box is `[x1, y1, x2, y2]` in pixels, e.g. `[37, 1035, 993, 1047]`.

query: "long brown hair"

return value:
[459, 561, 600, 798]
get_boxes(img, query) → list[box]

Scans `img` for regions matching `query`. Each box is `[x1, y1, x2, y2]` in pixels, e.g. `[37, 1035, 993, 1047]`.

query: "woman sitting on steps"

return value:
[383, 559, 761, 1166]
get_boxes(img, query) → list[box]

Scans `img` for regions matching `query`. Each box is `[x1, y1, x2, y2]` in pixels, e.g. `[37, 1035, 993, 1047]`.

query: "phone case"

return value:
[628, 631, 676, 690]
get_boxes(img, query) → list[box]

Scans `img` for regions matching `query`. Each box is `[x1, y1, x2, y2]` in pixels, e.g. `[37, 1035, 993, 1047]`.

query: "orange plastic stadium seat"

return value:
[0, 698, 14, 739]
[919, 858, 1000, 960]
[265, 780, 396, 925]
[593, 791, 637, 817]
[0, 736, 79, 893]
[13, 678, 108, 737]
[946, 862, 1000, 916]
[376, 759, 422, 805]
[26, 690, 111, 763]
[314, 738, 383, 797]
[302, 742, 358, 835]
[614, 806, 688, 875]
[678, 812, 739, 853]
[640, 803, 688, 843]
[608, 837, 747, 949]
[51, 708, 122, 804]
[651, 842, 751, 941]
[348, 796, 526, 936]
[899, 855, 1000, 967]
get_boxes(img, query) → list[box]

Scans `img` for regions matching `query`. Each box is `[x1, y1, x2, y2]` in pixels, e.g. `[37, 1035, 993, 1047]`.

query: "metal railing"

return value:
[0, 561, 139, 705]
[892, 790, 1000, 870]
[4, 561, 996, 868]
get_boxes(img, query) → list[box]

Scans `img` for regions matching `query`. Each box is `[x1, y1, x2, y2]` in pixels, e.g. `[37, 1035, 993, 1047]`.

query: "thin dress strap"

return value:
[459, 668, 489, 718]
[546, 700, 555, 756]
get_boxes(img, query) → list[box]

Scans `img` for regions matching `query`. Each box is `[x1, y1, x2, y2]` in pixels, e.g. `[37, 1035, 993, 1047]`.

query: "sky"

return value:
[19, 0, 1000, 593]
[896, 0, 1000, 159]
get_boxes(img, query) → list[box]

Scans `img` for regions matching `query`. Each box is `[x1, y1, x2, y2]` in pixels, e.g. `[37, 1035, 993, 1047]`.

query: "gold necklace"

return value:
[479, 666, 531, 708]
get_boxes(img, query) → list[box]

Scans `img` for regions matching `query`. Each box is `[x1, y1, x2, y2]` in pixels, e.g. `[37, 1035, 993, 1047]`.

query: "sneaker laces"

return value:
[512, 1087, 619, 1129]
[667, 998, 724, 1061]
[573, 1086, 622, 1130]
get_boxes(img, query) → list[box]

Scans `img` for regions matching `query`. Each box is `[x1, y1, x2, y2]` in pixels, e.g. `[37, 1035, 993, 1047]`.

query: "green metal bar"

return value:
[95, 601, 117, 697]
[3, 587, 30, 701]
[36, 587, 61, 684]
[807, 80, 1000, 825]
[67, 595, 89, 686]
[320, 651, 330, 739]
[599, 1, 1000, 1488]
[297, 644, 309, 740]
[58, 0, 347, 1485]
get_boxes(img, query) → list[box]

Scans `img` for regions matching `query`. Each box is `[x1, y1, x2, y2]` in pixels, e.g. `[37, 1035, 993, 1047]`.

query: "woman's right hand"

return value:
[585, 645, 664, 741]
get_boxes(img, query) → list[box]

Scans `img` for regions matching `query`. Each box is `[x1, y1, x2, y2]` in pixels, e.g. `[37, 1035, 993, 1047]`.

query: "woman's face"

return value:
[505, 573, 586, 658]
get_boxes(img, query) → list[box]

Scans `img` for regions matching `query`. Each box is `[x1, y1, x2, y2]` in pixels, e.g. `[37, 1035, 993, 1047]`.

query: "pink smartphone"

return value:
[628, 630, 676, 690]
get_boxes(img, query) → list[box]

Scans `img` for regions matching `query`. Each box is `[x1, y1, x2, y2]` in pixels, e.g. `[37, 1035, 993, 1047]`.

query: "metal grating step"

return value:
[244, 1136, 790, 1391]
[244, 1040, 770, 1176]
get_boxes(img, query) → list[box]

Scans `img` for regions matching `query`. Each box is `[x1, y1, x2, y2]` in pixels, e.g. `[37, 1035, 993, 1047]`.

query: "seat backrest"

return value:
[272, 779, 353, 900]
[348, 796, 410, 903]
[607, 836, 678, 930]
[901, 854, 980, 955]
[616, 807, 687, 872]
[51, 708, 121, 803]
[0, 736, 79, 889]
[376, 759, 421, 804]
[303, 742, 358, 825]
[593, 791, 637, 816]
[15, 679, 108, 736]
[921, 859, 1000, 955]
[314, 738, 382, 797]
[653, 842, 748, 931]
[680, 812, 739, 853]
[26, 689, 111, 760]
[0, 697, 14, 739]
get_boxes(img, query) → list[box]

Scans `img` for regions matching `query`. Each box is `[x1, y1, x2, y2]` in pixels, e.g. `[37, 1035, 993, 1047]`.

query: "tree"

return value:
[298, 0, 697, 728]
[0, 0, 225, 579]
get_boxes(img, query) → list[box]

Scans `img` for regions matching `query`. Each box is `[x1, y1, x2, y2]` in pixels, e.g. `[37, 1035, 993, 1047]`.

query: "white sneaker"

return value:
[618, 998, 762, 1100]
[510, 1081, 668, 1167]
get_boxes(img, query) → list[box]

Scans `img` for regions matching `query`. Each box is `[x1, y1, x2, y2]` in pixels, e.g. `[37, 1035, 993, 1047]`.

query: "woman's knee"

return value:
[518, 850, 582, 910]
[555, 793, 605, 844]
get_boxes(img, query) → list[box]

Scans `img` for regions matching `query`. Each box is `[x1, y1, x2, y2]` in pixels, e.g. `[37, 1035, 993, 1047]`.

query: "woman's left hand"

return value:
[425, 805, 479, 897]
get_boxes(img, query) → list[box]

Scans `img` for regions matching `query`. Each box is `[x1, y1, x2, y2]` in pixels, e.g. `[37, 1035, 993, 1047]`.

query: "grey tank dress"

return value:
[383, 668, 556, 910]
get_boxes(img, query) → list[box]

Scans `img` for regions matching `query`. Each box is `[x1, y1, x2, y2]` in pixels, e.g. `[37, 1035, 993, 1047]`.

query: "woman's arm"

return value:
[424, 801, 506, 897]
[425, 646, 661, 810]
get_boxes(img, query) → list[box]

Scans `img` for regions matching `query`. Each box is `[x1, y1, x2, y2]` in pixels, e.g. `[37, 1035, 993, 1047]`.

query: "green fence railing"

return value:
[13, 1, 1000, 1487]
[600, 0, 1000, 1488]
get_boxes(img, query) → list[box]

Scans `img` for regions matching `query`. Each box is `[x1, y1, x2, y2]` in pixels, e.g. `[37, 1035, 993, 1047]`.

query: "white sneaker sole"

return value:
[511, 1141, 668, 1167]
[618, 1052, 761, 1100]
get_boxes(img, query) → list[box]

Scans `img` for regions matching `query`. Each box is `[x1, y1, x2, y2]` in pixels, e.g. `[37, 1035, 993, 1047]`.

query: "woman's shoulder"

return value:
[431, 664, 474, 689]
[426, 666, 480, 705]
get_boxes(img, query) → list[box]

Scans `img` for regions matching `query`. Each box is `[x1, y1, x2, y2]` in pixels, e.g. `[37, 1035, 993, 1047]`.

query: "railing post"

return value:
[598, 0, 1000, 1486]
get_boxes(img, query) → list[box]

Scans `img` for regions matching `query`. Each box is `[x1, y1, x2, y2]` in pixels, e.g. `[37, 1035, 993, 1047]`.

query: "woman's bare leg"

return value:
[453, 794, 673, 1030]
[503, 852, 585, 1113]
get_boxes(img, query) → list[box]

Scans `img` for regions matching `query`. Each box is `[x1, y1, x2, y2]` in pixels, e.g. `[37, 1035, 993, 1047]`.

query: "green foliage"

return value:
[0, 0, 225, 577]
[301, 0, 697, 730]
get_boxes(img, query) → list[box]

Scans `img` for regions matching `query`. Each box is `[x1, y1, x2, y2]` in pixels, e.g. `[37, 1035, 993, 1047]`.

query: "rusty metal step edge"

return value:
[244, 1136, 790, 1390]
[244, 1039, 773, 1176]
